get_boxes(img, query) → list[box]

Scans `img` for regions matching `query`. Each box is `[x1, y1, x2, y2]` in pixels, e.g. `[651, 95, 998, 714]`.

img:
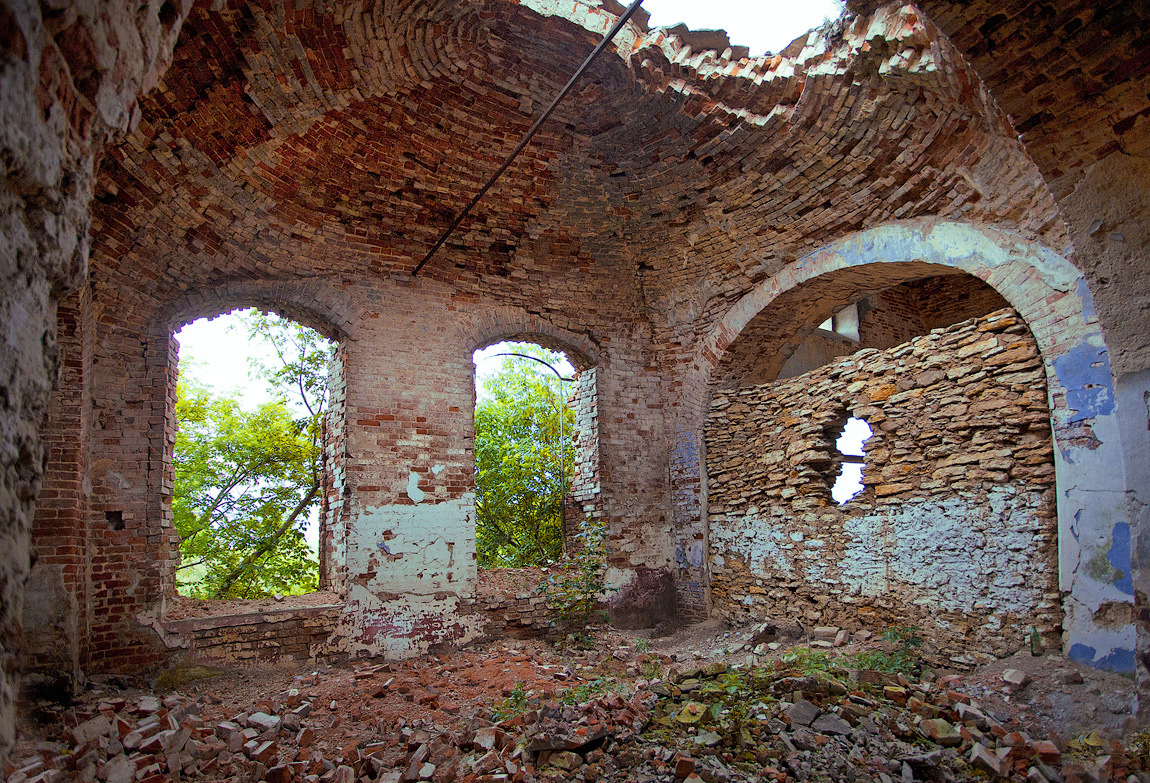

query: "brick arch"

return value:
[466, 308, 605, 551]
[159, 280, 356, 343]
[468, 309, 602, 372]
[675, 219, 1136, 674]
[711, 262, 973, 389]
[152, 280, 357, 601]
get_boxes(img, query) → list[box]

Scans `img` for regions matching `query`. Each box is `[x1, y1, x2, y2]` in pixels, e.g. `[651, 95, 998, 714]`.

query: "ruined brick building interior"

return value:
[2, 0, 1150, 760]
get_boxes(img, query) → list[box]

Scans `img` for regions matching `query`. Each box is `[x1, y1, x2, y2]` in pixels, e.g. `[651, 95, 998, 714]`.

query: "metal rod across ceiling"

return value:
[411, 0, 646, 277]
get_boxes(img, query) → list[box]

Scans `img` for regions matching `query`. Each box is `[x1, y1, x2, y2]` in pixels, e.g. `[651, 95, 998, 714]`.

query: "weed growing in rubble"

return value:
[559, 677, 628, 706]
[537, 516, 614, 638]
[493, 682, 531, 720]
[639, 656, 664, 680]
[850, 625, 923, 674]
[779, 648, 839, 675]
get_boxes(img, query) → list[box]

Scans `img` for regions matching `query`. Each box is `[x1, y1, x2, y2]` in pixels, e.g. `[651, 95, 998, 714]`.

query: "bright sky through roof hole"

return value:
[642, 0, 846, 57]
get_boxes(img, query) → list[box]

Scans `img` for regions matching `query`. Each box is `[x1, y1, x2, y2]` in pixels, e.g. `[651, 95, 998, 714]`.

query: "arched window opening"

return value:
[472, 342, 578, 568]
[818, 302, 861, 342]
[173, 309, 336, 599]
[830, 416, 873, 504]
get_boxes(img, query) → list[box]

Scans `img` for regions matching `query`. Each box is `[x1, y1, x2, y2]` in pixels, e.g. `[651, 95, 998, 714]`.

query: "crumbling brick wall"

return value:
[705, 309, 1060, 663]
[1, 0, 187, 754]
[160, 605, 344, 666]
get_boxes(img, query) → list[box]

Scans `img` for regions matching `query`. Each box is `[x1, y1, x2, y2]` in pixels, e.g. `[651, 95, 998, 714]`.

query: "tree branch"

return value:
[210, 479, 319, 598]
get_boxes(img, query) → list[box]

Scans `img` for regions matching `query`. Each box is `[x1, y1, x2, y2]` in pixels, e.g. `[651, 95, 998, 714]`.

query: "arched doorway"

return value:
[679, 220, 1135, 673]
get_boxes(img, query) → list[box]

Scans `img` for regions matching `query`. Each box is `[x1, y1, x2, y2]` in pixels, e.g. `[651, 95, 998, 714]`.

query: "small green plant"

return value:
[850, 625, 922, 674]
[537, 516, 615, 633]
[779, 647, 838, 675]
[493, 681, 531, 720]
[640, 656, 664, 680]
[559, 676, 627, 705]
[634, 637, 651, 654]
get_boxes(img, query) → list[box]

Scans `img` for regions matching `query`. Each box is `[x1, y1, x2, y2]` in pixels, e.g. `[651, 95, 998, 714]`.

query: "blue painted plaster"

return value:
[675, 544, 705, 569]
[1107, 522, 1134, 596]
[1077, 277, 1096, 320]
[1052, 342, 1115, 423]
[1069, 642, 1137, 675]
[671, 432, 700, 473]
[675, 546, 691, 569]
[1069, 643, 1096, 665]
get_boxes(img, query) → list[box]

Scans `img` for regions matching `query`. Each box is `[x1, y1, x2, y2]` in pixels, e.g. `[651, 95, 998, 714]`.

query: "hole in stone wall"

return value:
[830, 416, 872, 504]
[817, 302, 861, 342]
[104, 510, 124, 531]
[171, 308, 337, 600]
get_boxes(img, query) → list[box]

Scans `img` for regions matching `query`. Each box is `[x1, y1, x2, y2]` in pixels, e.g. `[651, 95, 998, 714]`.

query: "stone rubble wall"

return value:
[705, 308, 1061, 665]
[1, 0, 188, 756]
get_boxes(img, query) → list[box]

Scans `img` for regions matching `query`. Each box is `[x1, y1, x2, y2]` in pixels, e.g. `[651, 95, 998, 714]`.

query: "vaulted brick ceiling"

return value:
[90, 0, 1067, 319]
[848, 0, 1150, 199]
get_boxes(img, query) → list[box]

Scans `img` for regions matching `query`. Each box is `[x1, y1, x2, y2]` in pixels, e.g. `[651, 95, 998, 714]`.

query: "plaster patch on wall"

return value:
[796, 223, 1081, 295]
[1077, 277, 1097, 320]
[710, 511, 792, 577]
[838, 491, 1048, 614]
[341, 496, 480, 658]
[343, 589, 482, 661]
[1053, 341, 1116, 424]
[348, 498, 476, 596]
[406, 472, 426, 503]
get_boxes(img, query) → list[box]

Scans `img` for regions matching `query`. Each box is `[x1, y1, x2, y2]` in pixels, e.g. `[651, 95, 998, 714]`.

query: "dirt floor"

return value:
[7, 619, 1148, 783]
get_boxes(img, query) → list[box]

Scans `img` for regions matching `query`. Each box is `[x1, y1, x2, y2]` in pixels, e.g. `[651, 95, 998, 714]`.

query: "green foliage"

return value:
[779, 648, 838, 675]
[493, 682, 531, 721]
[537, 515, 614, 633]
[174, 380, 319, 597]
[558, 677, 627, 706]
[849, 625, 923, 674]
[474, 345, 575, 568]
[174, 310, 334, 599]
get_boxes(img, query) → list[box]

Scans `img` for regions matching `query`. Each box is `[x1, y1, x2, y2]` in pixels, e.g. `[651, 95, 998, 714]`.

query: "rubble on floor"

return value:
[6, 626, 1147, 783]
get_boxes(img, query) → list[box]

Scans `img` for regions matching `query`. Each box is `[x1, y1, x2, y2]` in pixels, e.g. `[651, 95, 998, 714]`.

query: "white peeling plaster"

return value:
[605, 567, 639, 593]
[836, 490, 1047, 614]
[432, 464, 446, 475]
[800, 222, 1081, 295]
[348, 498, 476, 596]
[406, 472, 425, 503]
[714, 489, 1048, 615]
[342, 589, 484, 661]
[710, 511, 793, 577]
[1054, 407, 1131, 616]
[340, 497, 481, 659]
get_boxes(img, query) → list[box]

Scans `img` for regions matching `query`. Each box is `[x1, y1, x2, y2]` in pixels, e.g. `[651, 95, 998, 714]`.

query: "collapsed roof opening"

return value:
[643, 0, 847, 56]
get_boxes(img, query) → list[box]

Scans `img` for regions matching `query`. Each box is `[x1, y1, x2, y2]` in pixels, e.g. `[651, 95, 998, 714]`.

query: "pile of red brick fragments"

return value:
[5, 633, 1147, 783]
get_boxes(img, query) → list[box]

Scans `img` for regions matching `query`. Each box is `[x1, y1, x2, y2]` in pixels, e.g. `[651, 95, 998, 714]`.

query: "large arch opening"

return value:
[466, 332, 601, 635]
[471, 337, 601, 554]
[156, 298, 351, 655]
[706, 271, 1060, 666]
[170, 309, 337, 601]
[685, 221, 1134, 674]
